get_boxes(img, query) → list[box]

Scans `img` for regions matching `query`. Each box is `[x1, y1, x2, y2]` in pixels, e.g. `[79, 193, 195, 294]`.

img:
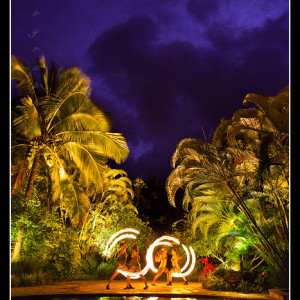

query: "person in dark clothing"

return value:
[125, 243, 149, 289]
[106, 241, 129, 289]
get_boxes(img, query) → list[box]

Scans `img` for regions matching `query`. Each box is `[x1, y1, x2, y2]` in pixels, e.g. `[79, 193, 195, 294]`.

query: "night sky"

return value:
[11, 0, 289, 181]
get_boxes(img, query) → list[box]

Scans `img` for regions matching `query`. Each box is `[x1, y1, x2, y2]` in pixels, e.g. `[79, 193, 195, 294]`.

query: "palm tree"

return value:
[166, 87, 289, 275]
[79, 167, 136, 249]
[214, 87, 289, 239]
[99, 168, 135, 209]
[11, 55, 129, 261]
[133, 177, 147, 207]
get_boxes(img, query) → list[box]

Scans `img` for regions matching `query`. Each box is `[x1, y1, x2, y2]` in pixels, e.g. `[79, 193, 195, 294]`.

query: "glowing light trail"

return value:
[104, 230, 196, 279]
[106, 233, 137, 258]
[180, 244, 190, 272]
[104, 228, 140, 257]
[117, 265, 150, 279]
[172, 246, 196, 277]
[145, 235, 195, 277]
[146, 241, 173, 272]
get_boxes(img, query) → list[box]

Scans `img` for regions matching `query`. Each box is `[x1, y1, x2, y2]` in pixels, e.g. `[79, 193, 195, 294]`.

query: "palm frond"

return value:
[61, 142, 103, 191]
[171, 138, 204, 168]
[55, 67, 91, 98]
[36, 56, 49, 95]
[60, 176, 90, 227]
[45, 68, 92, 130]
[57, 130, 129, 164]
[212, 118, 232, 147]
[166, 166, 184, 207]
[48, 94, 111, 133]
[272, 86, 289, 113]
[11, 55, 37, 102]
[243, 93, 269, 111]
[13, 96, 42, 140]
[105, 168, 128, 179]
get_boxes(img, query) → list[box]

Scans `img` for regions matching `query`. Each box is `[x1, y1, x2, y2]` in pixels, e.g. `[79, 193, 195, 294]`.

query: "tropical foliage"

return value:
[166, 87, 289, 284]
[11, 55, 289, 291]
[11, 55, 130, 261]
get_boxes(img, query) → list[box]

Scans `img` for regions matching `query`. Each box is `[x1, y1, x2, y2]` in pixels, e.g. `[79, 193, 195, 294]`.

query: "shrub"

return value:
[235, 279, 264, 293]
[11, 257, 37, 275]
[81, 255, 101, 275]
[202, 273, 229, 291]
[96, 261, 117, 279]
[39, 224, 82, 280]
[11, 274, 20, 288]
[11, 271, 52, 287]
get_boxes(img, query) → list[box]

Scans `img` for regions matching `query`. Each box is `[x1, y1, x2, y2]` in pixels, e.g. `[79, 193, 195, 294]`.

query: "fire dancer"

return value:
[106, 240, 129, 289]
[167, 247, 188, 285]
[125, 243, 149, 289]
[151, 247, 170, 285]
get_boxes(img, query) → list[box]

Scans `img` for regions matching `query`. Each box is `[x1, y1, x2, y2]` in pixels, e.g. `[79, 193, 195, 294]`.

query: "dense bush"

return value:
[11, 193, 153, 286]
[201, 266, 269, 294]
[39, 227, 82, 280]
[11, 271, 53, 287]
[96, 262, 118, 279]
[202, 273, 229, 291]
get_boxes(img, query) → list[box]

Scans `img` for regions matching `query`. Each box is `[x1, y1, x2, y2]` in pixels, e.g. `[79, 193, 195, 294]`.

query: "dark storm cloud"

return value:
[86, 11, 288, 179]
[88, 15, 158, 74]
[186, 0, 220, 23]
[205, 11, 289, 93]
[11, 0, 288, 180]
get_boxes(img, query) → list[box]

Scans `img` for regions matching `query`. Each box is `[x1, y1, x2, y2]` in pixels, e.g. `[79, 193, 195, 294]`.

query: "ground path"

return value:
[11, 279, 278, 299]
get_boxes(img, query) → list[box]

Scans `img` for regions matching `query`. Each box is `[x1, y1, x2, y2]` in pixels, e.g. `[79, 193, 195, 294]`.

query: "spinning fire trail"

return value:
[104, 228, 196, 279]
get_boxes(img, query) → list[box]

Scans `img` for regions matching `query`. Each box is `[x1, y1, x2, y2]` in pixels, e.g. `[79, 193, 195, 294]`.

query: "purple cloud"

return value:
[85, 10, 288, 179]
[11, 0, 289, 180]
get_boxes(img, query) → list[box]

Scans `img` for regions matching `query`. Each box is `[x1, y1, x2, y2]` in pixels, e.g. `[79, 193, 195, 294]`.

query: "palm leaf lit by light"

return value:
[11, 55, 130, 227]
[166, 87, 289, 276]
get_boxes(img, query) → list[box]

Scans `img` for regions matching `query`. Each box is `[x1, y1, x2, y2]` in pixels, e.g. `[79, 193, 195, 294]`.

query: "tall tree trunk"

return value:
[11, 152, 40, 262]
[11, 147, 34, 196]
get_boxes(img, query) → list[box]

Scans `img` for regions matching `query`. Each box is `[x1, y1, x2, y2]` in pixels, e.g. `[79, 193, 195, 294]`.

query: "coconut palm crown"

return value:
[11, 55, 130, 260]
[11, 55, 129, 199]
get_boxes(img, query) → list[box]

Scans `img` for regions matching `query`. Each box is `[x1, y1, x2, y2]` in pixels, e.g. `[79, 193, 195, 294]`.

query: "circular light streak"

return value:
[172, 246, 196, 277]
[106, 233, 137, 258]
[117, 264, 150, 279]
[146, 236, 179, 273]
[105, 228, 150, 279]
[145, 235, 195, 277]
[104, 228, 140, 258]
[104, 230, 196, 279]
[180, 244, 190, 272]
